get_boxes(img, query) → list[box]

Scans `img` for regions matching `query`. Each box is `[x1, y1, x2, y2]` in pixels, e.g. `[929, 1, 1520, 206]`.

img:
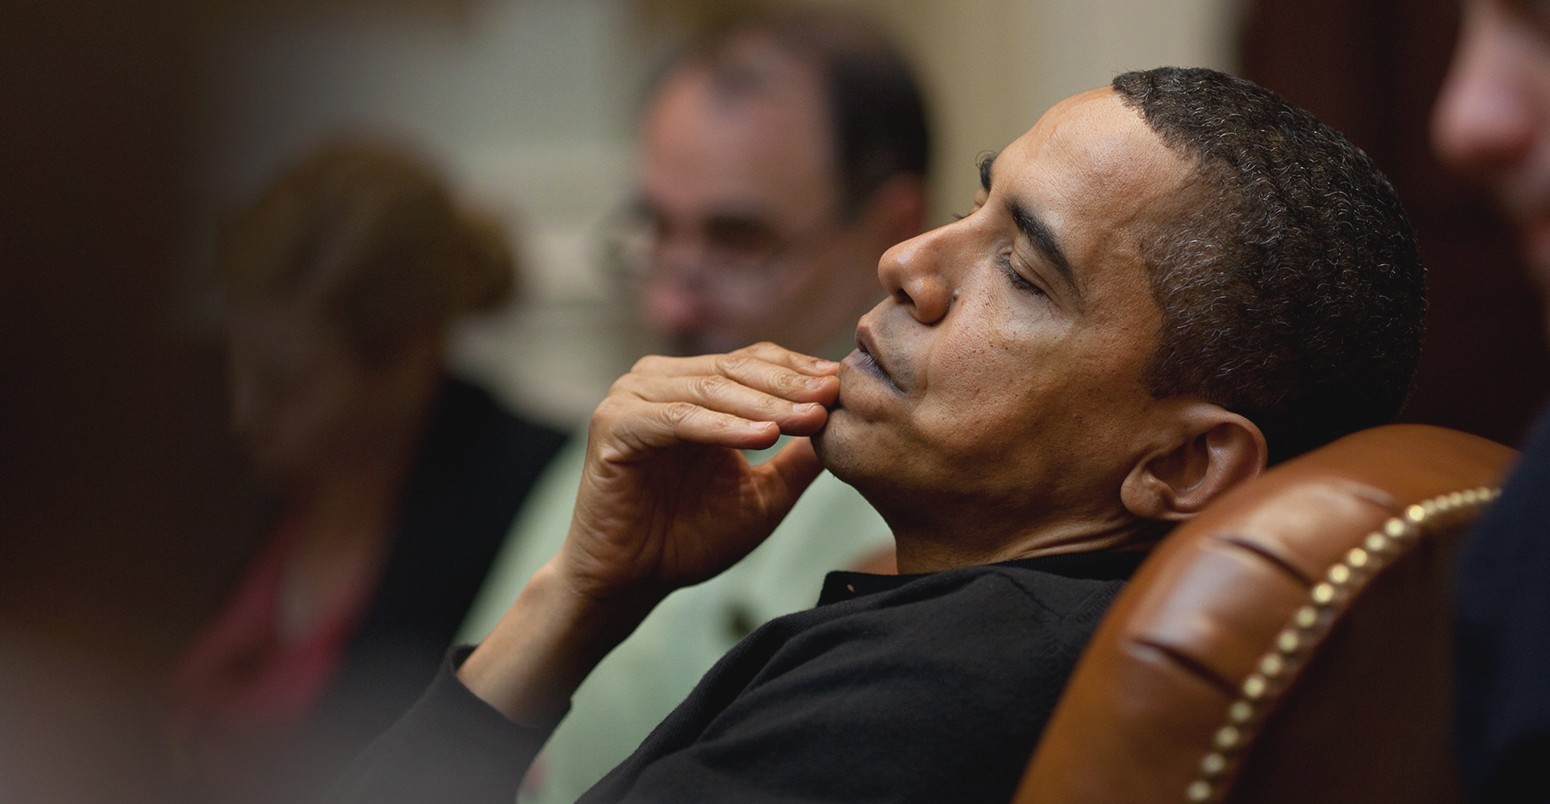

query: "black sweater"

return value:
[1454, 407, 1550, 804]
[334, 550, 1145, 803]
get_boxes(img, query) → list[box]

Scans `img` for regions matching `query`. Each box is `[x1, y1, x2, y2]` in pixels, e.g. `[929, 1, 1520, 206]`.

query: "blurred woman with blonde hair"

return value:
[166, 139, 564, 803]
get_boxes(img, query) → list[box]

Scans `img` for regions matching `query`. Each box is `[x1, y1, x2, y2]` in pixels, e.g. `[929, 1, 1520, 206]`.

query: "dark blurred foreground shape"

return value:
[1, 2, 261, 802]
[1, 3, 558, 801]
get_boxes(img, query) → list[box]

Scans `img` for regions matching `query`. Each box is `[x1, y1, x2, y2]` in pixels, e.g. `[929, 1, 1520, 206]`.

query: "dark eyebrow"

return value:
[1007, 200, 1078, 300]
[979, 152, 1081, 302]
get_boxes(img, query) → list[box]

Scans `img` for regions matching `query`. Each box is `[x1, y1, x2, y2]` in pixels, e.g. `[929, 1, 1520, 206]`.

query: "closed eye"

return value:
[998, 253, 1047, 297]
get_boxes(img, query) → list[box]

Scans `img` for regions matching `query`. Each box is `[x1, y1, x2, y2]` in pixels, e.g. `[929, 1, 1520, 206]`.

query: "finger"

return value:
[613, 373, 829, 433]
[754, 436, 825, 513]
[594, 398, 783, 458]
[630, 342, 839, 381]
[713, 348, 840, 405]
[619, 352, 839, 409]
[738, 342, 841, 376]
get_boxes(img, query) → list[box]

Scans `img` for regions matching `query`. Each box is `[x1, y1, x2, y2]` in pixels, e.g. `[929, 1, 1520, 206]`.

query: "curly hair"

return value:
[1112, 67, 1426, 463]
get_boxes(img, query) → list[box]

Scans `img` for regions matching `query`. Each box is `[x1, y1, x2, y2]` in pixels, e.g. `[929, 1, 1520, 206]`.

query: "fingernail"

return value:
[793, 402, 820, 413]
[811, 359, 838, 371]
[805, 376, 830, 389]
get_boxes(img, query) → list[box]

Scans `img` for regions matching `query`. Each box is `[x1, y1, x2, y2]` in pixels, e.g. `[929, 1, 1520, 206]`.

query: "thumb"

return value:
[756, 436, 824, 513]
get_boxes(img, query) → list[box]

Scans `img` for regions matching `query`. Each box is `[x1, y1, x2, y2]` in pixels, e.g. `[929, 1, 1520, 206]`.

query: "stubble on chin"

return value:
[808, 411, 879, 498]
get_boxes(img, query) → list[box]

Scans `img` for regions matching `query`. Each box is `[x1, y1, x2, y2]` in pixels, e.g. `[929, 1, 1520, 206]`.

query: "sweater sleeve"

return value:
[326, 646, 556, 804]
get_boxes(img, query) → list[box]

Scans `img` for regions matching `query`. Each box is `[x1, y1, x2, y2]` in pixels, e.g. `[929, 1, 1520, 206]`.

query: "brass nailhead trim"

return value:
[1227, 701, 1254, 725]
[1183, 486, 1499, 803]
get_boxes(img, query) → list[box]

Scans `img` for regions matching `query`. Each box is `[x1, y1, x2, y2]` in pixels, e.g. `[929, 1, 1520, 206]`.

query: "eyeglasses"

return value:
[602, 203, 847, 306]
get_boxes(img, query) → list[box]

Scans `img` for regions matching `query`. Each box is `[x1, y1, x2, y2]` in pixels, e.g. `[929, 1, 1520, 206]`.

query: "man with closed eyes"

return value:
[334, 66, 1426, 804]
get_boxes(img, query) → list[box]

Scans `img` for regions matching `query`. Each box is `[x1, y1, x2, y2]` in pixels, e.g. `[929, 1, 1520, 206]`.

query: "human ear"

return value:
[1120, 402, 1268, 522]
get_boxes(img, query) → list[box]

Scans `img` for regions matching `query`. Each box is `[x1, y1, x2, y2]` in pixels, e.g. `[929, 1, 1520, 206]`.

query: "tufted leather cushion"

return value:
[1015, 424, 1516, 804]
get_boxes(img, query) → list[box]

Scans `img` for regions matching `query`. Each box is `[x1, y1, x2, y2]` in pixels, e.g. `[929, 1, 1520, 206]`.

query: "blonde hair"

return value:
[220, 139, 515, 361]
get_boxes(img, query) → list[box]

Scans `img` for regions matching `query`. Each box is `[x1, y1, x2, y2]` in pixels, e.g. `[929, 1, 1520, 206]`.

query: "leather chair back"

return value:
[1015, 424, 1516, 804]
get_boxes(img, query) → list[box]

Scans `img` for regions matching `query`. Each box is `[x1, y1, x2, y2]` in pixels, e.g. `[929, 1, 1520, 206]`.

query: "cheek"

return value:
[917, 341, 1149, 468]
[912, 342, 1048, 459]
[284, 378, 365, 450]
[918, 303, 1059, 417]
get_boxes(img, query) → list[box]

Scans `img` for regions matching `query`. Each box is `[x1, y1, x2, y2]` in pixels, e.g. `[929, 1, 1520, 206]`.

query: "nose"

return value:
[876, 222, 956, 324]
[642, 280, 710, 335]
[1432, 7, 1538, 179]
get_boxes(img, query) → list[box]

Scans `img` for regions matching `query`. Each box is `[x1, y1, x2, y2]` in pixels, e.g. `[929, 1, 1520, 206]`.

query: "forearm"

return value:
[329, 647, 554, 804]
[457, 558, 662, 726]
[331, 563, 661, 804]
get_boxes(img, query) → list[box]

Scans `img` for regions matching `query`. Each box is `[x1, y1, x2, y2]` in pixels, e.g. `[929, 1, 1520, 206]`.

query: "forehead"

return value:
[639, 56, 839, 220]
[993, 88, 1192, 299]
[989, 89, 1193, 351]
[995, 88, 1192, 225]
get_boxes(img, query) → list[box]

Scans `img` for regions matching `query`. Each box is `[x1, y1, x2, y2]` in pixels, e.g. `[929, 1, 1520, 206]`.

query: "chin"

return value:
[810, 419, 836, 464]
[811, 412, 870, 490]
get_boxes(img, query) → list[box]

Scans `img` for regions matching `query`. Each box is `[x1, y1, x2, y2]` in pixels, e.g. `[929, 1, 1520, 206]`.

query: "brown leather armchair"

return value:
[1015, 424, 1516, 804]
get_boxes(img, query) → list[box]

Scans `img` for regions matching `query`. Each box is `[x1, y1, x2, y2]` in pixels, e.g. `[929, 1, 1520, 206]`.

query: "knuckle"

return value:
[693, 373, 732, 399]
[774, 367, 805, 394]
[714, 352, 752, 375]
[663, 401, 700, 426]
[631, 354, 666, 374]
[590, 397, 622, 428]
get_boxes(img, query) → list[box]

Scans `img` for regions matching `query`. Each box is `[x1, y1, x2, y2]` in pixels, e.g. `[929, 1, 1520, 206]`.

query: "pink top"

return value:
[165, 503, 376, 788]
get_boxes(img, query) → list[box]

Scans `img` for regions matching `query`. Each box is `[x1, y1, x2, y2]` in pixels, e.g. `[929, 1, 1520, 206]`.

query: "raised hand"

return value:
[459, 342, 840, 726]
[560, 342, 841, 605]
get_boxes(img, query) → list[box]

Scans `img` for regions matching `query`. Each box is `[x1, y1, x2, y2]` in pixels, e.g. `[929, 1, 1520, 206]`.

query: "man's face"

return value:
[815, 88, 1193, 557]
[1434, 0, 1550, 305]
[628, 56, 887, 357]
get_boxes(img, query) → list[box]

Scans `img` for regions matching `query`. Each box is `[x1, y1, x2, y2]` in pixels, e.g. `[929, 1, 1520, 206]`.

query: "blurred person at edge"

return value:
[453, 6, 931, 801]
[1434, 2, 1550, 800]
[163, 139, 566, 803]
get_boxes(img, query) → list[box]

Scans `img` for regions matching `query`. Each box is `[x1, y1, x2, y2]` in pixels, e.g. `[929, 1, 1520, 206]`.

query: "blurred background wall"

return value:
[182, 0, 1245, 428]
[2, 0, 1542, 800]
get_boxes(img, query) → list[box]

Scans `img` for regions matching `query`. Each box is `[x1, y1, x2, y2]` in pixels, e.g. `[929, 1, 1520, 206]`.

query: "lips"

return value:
[845, 324, 902, 392]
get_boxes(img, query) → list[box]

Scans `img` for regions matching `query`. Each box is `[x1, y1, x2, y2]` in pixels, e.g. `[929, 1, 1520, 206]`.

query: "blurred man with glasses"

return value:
[455, 7, 932, 802]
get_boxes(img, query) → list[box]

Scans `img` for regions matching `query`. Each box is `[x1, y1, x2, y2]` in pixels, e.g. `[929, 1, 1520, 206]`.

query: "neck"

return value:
[276, 477, 398, 643]
[889, 515, 1168, 576]
[273, 377, 441, 642]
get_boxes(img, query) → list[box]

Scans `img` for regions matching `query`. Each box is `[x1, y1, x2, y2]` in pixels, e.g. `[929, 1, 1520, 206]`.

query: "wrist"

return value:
[457, 560, 658, 726]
